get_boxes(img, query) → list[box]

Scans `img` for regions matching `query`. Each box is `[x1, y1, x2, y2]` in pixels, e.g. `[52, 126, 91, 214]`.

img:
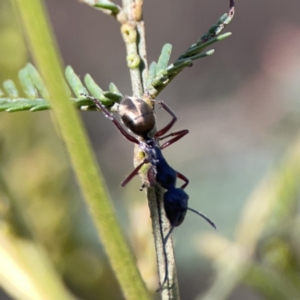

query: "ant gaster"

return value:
[83, 94, 216, 290]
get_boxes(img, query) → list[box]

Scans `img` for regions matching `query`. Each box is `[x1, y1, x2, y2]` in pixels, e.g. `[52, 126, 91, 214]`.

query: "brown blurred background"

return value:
[1, 0, 300, 299]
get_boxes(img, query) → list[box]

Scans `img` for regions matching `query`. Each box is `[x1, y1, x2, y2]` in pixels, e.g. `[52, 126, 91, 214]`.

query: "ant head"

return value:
[119, 97, 155, 137]
[163, 188, 189, 227]
[164, 188, 217, 230]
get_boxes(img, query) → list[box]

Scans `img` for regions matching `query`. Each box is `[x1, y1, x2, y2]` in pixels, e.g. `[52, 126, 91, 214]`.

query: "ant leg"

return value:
[154, 101, 177, 137]
[176, 171, 189, 189]
[160, 129, 189, 150]
[83, 94, 139, 145]
[121, 159, 148, 187]
[159, 129, 189, 142]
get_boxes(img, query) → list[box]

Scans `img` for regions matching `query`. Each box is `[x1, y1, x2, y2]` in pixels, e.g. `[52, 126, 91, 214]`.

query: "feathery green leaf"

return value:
[81, 0, 121, 16]
[148, 1, 235, 98]
[3, 80, 19, 98]
[0, 65, 123, 112]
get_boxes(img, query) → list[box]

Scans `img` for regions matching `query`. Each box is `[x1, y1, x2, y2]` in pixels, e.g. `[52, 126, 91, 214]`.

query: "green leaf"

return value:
[189, 49, 215, 61]
[18, 66, 38, 98]
[72, 97, 94, 109]
[65, 65, 88, 98]
[0, 64, 122, 112]
[179, 33, 231, 60]
[109, 82, 122, 96]
[82, 0, 121, 16]
[165, 60, 193, 76]
[3, 80, 19, 98]
[103, 91, 122, 102]
[30, 104, 51, 111]
[84, 74, 103, 98]
[83, 74, 115, 106]
[7, 104, 32, 112]
[0, 98, 47, 112]
[156, 44, 172, 76]
[94, 0, 120, 14]
[26, 63, 50, 99]
[148, 1, 235, 98]
[146, 62, 156, 89]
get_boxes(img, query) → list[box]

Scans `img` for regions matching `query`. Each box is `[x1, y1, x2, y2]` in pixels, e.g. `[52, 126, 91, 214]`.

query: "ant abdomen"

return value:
[119, 97, 155, 138]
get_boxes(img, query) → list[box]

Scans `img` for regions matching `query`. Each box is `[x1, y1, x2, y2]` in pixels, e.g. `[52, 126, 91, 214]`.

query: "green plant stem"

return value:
[121, 1, 180, 299]
[13, 0, 149, 299]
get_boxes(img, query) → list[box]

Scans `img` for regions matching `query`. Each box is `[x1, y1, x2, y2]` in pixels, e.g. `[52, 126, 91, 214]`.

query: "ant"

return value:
[83, 94, 216, 290]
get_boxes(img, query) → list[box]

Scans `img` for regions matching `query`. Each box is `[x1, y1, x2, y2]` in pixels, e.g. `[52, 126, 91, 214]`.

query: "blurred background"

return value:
[1, 0, 300, 299]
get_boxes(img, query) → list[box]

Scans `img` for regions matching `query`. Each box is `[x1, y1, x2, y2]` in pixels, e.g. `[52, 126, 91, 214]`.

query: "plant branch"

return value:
[121, 1, 180, 299]
[120, 20, 144, 96]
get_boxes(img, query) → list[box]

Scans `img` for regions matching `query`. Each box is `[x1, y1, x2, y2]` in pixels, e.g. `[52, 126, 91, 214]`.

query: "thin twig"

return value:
[121, 0, 143, 97]
[121, 1, 180, 299]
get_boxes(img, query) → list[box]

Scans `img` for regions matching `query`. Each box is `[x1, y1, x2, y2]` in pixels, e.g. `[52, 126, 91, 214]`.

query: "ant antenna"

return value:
[187, 208, 217, 230]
